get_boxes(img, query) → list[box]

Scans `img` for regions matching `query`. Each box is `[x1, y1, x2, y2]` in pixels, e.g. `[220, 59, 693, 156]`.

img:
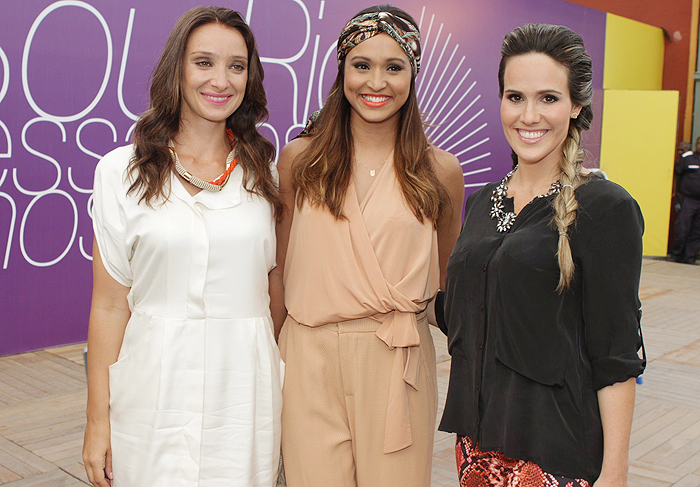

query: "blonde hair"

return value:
[498, 23, 593, 291]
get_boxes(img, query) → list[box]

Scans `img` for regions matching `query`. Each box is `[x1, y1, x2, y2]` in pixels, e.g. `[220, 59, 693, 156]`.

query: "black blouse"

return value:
[436, 176, 646, 483]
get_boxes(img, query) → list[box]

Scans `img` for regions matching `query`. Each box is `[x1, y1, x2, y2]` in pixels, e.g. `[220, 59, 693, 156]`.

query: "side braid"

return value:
[552, 125, 585, 292]
[498, 24, 594, 291]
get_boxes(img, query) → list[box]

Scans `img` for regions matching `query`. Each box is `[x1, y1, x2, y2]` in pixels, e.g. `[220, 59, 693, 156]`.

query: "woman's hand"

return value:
[592, 470, 628, 487]
[82, 419, 113, 487]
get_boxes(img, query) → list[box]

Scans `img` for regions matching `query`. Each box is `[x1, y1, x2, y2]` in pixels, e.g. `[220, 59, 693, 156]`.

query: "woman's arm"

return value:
[593, 377, 636, 487]
[82, 241, 130, 487]
[268, 272, 286, 341]
[432, 147, 464, 297]
[578, 193, 644, 486]
[269, 138, 309, 339]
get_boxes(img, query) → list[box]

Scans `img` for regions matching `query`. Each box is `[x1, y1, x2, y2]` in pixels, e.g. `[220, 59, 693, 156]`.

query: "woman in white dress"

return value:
[82, 7, 283, 487]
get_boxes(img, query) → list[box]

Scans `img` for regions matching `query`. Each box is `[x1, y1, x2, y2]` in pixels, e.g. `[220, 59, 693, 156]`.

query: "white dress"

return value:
[92, 145, 283, 487]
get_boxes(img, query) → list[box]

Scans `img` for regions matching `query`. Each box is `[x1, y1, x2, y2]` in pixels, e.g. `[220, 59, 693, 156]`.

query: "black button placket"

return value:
[475, 230, 507, 443]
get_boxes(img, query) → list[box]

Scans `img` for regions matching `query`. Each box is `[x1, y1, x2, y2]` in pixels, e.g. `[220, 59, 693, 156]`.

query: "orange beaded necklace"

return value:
[171, 129, 238, 192]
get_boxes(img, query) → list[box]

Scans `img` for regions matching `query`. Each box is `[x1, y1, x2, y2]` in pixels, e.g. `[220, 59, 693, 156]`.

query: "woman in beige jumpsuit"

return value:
[269, 5, 464, 487]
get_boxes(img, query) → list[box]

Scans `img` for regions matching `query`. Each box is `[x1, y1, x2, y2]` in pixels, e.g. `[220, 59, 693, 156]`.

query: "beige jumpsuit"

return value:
[280, 163, 439, 487]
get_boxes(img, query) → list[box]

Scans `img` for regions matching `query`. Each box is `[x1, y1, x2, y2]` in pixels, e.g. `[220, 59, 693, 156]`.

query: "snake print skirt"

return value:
[456, 435, 591, 487]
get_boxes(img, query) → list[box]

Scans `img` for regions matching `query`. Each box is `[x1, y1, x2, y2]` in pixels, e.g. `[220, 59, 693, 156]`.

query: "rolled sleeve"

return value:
[92, 150, 133, 287]
[581, 197, 646, 390]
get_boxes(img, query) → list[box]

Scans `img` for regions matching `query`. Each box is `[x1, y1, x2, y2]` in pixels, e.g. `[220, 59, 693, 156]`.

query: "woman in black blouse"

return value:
[436, 24, 645, 487]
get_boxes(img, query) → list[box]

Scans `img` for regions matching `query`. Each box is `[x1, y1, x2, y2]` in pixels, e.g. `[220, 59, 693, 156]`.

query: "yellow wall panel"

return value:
[604, 13, 664, 90]
[600, 90, 678, 256]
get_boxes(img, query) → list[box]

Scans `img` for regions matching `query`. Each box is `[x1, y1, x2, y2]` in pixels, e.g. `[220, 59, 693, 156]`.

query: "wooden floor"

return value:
[0, 259, 698, 486]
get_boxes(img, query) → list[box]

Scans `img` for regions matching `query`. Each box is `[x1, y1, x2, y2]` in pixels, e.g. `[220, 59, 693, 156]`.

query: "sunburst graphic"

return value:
[416, 7, 493, 189]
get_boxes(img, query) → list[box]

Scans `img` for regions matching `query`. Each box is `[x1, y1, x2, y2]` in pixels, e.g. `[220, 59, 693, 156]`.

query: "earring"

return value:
[571, 112, 579, 119]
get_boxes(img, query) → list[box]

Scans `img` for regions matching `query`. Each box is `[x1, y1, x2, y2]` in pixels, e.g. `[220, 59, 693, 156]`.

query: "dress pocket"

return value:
[108, 351, 130, 371]
[108, 313, 161, 413]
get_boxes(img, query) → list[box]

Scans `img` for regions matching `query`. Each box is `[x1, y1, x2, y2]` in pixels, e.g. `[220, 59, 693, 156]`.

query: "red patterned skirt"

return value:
[456, 435, 591, 487]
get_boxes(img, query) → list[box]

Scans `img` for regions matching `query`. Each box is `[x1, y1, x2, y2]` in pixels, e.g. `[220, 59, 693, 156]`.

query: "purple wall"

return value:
[0, 0, 605, 356]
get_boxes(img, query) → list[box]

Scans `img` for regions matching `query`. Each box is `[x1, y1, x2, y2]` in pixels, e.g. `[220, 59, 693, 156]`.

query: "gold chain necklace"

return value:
[355, 149, 394, 177]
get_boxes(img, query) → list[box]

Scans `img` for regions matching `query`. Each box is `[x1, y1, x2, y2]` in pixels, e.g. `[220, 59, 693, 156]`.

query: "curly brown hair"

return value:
[128, 6, 281, 218]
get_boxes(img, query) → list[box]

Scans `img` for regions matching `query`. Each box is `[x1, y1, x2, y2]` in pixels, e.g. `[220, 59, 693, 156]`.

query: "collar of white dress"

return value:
[169, 163, 243, 210]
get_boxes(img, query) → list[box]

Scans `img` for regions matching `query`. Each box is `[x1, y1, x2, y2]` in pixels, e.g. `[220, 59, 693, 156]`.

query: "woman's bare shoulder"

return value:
[428, 145, 462, 182]
[279, 137, 312, 169]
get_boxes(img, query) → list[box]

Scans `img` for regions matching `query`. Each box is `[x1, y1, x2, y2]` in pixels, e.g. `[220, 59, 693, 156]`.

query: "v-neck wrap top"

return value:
[284, 164, 440, 454]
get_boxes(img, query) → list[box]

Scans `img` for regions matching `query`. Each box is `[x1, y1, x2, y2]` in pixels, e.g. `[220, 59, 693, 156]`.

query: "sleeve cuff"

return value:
[591, 353, 646, 390]
[435, 291, 447, 336]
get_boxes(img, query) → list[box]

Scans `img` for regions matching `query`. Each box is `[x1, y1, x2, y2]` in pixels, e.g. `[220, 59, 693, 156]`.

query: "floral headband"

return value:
[337, 11, 422, 77]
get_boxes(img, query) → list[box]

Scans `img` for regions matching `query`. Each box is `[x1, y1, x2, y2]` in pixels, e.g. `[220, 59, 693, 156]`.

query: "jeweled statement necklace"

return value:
[490, 165, 562, 233]
[171, 129, 238, 192]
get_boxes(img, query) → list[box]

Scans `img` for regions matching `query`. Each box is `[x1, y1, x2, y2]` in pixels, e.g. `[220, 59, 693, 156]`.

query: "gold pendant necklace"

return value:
[355, 149, 394, 177]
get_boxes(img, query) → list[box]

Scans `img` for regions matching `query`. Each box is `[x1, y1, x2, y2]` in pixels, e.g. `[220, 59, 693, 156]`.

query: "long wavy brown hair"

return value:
[292, 4, 447, 225]
[498, 23, 594, 291]
[128, 6, 281, 218]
